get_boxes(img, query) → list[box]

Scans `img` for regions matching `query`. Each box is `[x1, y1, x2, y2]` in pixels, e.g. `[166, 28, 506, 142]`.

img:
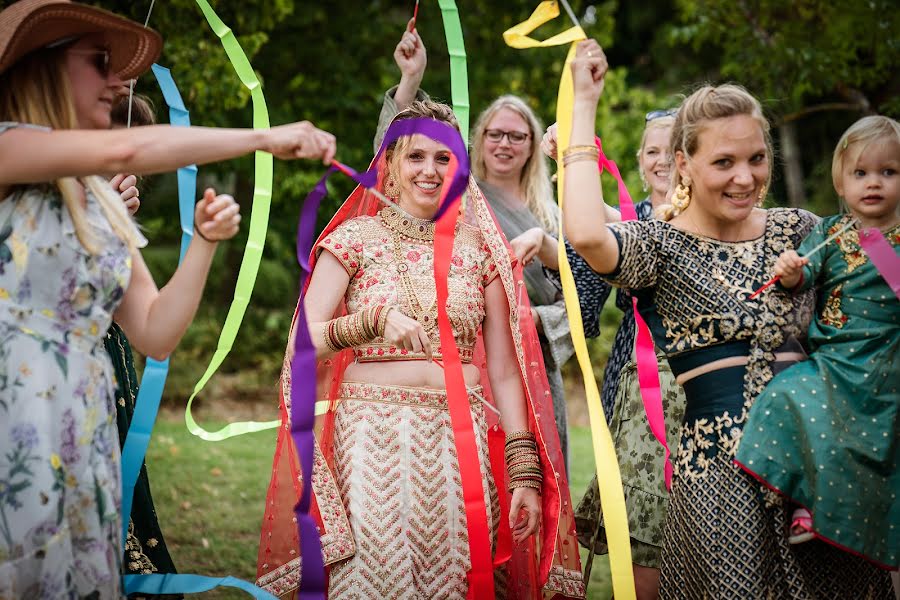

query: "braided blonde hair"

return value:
[658, 84, 772, 221]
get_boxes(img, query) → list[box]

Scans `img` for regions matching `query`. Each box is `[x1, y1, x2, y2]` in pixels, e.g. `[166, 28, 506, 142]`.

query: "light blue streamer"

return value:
[124, 574, 277, 599]
[120, 63, 196, 546]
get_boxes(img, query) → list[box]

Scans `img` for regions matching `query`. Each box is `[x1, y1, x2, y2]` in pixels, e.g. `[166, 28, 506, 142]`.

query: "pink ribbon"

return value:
[859, 227, 900, 300]
[595, 137, 673, 490]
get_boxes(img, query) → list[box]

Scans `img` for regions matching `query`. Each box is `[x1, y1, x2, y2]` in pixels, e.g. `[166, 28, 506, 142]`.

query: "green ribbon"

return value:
[437, 0, 469, 142]
[186, 0, 279, 440]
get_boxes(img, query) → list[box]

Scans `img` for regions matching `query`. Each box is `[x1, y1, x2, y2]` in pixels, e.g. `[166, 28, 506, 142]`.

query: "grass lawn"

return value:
[145, 420, 612, 598]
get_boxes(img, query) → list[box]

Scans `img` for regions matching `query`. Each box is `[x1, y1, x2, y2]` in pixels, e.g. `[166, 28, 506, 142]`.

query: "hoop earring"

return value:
[672, 178, 691, 213]
[385, 175, 400, 200]
[757, 184, 768, 207]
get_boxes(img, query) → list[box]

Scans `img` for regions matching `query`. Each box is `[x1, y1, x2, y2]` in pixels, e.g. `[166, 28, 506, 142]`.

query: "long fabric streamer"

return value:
[594, 138, 672, 489]
[120, 64, 274, 598]
[436, 0, 469, 141]
[290, 119, 479, 595]
[185, 0, 280, 440]
[859, 227, 900, 300]
[504, 3, 636, 597]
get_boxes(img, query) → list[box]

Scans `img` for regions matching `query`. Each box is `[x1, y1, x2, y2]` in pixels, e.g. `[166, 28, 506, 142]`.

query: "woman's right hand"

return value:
[394, 18, 427, 81]
[383, 307, 432, 360]
[571, 39, 608, 106]
[541, 123, 559, 161]
[264, 121, 336, 164]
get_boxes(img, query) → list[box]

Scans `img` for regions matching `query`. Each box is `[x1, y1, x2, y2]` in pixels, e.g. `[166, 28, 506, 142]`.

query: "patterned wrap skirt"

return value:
[575, 356, 686, 569]
[659, 365, 894, 598]
[327, 382, 501, 599]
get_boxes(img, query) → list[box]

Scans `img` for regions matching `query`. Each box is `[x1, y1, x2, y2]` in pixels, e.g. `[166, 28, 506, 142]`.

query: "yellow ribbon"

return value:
[504, 3, 636, 598]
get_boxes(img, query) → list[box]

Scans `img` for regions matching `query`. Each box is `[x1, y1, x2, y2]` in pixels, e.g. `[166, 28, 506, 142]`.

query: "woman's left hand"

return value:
[110, 173, 140, 216]
[509, 227, 545, 267]
[194, 187, 241, 242]
[509, 487, 541, 544]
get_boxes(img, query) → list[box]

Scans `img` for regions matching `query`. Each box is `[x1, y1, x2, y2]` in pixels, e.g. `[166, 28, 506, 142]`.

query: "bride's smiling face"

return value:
[394, 134, 452, 219]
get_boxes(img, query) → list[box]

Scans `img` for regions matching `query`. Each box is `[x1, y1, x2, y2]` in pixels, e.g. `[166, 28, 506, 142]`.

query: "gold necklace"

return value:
[380, 207, 438, 336]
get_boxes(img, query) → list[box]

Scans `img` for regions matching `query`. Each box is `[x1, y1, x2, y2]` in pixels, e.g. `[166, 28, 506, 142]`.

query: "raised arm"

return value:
[562, 40, 621, 274]
[113, 188, 240, 359]
[0, 120, 336, 185]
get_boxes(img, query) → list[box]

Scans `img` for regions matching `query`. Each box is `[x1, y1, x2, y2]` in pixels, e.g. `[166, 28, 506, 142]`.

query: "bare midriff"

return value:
[675, 351, 806, 386]
[343, 359, 482, 390]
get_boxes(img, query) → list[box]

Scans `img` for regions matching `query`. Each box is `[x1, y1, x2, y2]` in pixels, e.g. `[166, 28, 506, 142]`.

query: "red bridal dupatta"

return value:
[257, 129, 584, 600]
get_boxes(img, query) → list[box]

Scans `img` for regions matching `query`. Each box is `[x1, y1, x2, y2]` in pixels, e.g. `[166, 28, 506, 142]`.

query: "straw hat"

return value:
[0, 0, 162, 78]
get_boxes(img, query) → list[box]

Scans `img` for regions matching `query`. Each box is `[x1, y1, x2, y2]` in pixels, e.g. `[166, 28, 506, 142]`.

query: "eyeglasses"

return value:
[484, 129, 530, 145]
[67, 48, 111, 78]
[645, 108, 677, 121]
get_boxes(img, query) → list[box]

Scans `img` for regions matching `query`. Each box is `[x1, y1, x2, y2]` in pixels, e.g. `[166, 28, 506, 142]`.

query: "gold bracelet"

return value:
[562, 144, 598, 156]
[562, 152, 599, 167]
[505, 431, 536, 444]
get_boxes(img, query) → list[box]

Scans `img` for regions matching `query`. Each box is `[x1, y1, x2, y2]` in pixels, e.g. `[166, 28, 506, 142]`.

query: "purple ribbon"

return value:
[290, 118, 470, 597]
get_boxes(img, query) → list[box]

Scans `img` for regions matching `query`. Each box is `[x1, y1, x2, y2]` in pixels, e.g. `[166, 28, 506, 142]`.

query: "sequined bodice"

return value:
[317, 207, 497, 362]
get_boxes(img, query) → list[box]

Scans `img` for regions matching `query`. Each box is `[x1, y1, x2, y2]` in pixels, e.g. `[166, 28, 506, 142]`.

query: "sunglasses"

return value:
[645, 108, 678, 121]
[484, 129, 530, 145]
[67, 48, 112, 78]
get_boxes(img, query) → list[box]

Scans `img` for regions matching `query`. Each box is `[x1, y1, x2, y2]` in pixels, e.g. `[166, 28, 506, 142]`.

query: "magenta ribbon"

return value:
[594, 137, 673, 490]
[859, 227, 900, 300]
[291, 119, 469, 595]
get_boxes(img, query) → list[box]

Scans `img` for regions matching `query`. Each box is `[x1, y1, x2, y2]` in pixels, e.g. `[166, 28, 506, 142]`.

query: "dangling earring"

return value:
[672, 177, 691, 213]
[756, 184, 768, 207]
[639, 170, 648, 192]
[385, 174, 400, 200]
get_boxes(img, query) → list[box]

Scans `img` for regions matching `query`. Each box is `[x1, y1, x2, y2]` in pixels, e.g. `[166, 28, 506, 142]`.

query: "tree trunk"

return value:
[779, 121, 806, 208]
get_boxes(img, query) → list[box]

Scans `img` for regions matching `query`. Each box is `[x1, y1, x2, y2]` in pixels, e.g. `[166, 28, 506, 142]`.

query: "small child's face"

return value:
[839, 138, 900, 223]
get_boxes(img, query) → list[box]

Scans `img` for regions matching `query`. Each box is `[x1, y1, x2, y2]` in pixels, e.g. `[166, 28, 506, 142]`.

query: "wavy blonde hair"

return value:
[471, 95, 557, 234]
[832, 115, 900, 192]
[0, 46, 144, 254]
[658, 84, 772, 221]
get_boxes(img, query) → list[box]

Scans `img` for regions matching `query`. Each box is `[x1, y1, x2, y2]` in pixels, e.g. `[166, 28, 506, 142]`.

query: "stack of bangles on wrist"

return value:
[561, 144, 599, 167]
[505, 430, 543, 492]
[323, 305, 393, 352]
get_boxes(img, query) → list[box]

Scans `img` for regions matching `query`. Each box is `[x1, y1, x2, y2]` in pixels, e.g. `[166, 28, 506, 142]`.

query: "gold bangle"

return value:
[562, 144, 598, 156]
[505, 431, 535, 444]
[562, 152, 599, 167]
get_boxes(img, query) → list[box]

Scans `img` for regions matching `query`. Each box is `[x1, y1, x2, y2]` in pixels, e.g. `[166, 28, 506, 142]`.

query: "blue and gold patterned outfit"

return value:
[737, 214, 899, 569]
[603, 207, 893, 598]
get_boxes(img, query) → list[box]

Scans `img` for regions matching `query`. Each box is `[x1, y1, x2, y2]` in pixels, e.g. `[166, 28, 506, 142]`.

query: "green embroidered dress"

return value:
[737, 215, 899, 568]
[104, 323, 182, 597]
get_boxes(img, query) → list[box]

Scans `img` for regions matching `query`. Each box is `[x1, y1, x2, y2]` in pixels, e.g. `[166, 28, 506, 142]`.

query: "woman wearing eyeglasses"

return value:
[379, 20, 579, 464]
[541, 109, 689, 598]
[0, 1, 335, 597]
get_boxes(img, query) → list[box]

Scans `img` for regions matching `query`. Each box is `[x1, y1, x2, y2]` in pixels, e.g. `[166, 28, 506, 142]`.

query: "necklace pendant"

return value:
[397, 262, 409, 273]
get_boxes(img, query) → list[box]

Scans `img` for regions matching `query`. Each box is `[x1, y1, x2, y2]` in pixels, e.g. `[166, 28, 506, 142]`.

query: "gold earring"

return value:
[385, 175, 400, 200]
[757, 184, 768, 207]
[672, 179, 691, 213]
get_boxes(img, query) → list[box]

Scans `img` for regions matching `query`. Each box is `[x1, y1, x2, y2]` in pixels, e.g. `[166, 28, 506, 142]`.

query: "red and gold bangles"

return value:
[505, 430, 542, 492]
[323, 305, 393, 352]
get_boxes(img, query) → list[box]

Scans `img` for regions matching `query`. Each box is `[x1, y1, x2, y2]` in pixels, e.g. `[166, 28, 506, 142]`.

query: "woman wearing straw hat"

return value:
[0, 1, 335, 597]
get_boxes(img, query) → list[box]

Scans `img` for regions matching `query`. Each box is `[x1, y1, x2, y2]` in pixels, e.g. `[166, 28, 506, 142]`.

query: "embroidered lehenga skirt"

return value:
[327, 382, 500, 599]
[659, 363, 893, 599]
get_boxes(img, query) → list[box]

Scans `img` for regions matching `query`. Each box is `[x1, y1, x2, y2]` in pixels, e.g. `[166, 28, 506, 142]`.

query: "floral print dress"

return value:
[0, 159, 134, 597]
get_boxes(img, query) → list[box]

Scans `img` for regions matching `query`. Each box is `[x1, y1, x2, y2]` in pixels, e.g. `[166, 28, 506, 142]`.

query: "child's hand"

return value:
[774, 250, 808, 289]
[109, 173, 140, 216]
[193, 188, 241, 243]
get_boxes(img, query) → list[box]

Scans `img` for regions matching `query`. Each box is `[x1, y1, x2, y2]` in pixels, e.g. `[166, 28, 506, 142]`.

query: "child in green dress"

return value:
[737, 115, 899, 569]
